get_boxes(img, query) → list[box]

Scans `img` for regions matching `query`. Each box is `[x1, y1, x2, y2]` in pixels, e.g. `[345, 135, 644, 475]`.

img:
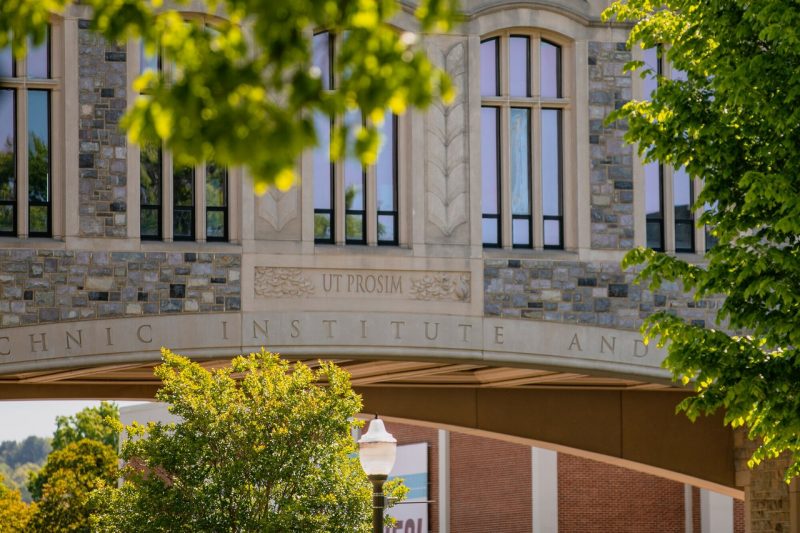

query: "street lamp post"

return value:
[358, 417, 397, 533]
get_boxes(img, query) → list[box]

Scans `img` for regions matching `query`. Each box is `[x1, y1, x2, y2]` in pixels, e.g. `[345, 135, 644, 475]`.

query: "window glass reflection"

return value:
[27, 27, 49, 79]
[645, 161, 663, 250]
[481, 107, 499, 216]
[28, 90, 49, 235]
[509, 37, 529, 97]
[206, 162, 226, 241]
[376, 113, 397, 244]
[313, 111, 333, 242]
[509, 108, 530, 216]
[542, 109, 562, 248]
[376, 113, 395, 212]
[480, 39, 498, 97]
[140, 142, 161, 238]
[344, 110, 364, 242]
[643, 47, 659, 99]
[313, 32, 331, 90]
[0, 90, 14, 234]
[540, 41, 560, 98]
[673, 166, 694, 252]
[140, 41, 159, 75]
[541, 109, 561, 217]
[0, 45, 12, 77]
[510, 108, 531, 247]
[482, 106, 500, 246]
[173, 165, 194, 239]
[205, 163, 226, 207]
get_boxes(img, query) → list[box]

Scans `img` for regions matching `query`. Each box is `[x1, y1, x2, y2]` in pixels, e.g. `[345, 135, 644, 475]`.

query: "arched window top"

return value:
[480, 31, 564, 100]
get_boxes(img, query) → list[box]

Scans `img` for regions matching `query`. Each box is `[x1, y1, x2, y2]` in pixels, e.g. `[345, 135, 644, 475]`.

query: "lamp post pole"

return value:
[369, 474, 388, 533]
[358, 417, 397, 533]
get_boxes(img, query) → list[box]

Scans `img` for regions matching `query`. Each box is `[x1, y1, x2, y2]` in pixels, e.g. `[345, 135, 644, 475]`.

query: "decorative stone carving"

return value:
[254, 267, 315, 297]
[409, 273, 470, 302]
[257, 187, 298, 232]
[427, 41, 468, 237]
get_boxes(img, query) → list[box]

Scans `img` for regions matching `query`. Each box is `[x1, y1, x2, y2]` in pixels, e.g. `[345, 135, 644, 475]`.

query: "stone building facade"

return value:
[0, 1, 788, 531]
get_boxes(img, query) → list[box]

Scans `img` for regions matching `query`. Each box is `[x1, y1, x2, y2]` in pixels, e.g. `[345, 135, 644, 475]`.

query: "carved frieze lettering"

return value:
[254, 267, 472, 302]
[254, 267, 315, 298]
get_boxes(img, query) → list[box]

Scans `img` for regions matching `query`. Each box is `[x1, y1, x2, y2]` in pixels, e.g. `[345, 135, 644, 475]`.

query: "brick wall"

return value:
[450, 432, 532, 533]
[484, 258, 720, 330]
[558, 453, 686, 533]
[589, 41, 634, 250]
[0, 249, 240, 327]
[78, 20, 128, 238]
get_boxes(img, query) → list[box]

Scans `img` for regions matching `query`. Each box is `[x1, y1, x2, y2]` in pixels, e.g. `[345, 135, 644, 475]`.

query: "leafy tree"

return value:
[0, 474, 34, 533]
[52, 401, 120, 452]
[26, 439, 118, 532]
[0, 462, 42, 503]
[603, 1, 800, 479]
[0, 436, 51, 468]
[91, 348, 405, 532]
[1, 0, 458, 190]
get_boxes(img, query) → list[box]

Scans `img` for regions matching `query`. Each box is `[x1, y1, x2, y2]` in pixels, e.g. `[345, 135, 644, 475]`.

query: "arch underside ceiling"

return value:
[0, 356, 672, 395]
[0, 356, 737, 496]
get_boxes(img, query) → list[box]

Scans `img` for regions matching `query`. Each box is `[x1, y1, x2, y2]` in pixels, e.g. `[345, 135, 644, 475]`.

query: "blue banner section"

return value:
[389, 472, 428, 501]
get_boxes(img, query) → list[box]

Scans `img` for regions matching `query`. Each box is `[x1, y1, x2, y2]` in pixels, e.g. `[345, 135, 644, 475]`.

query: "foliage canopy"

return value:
[92, 348, 404, 532]
[604, 0, 800, 479]
[51, 400, 120, 452]
[0, 474, 34, 533]
[0, 0, 458, 190]
[27, 439, 118, 532]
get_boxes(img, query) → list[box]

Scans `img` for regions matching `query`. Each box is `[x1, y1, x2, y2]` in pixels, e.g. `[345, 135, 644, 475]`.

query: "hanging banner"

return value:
[386, 442, 429, 533]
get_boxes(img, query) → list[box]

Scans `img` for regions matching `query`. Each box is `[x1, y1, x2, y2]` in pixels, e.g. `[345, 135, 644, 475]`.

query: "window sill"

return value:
[0, 236, 66, 249]
[313, 242, 414, 257]
[139, 240, 242, 253]
[482, 247, 577, 261]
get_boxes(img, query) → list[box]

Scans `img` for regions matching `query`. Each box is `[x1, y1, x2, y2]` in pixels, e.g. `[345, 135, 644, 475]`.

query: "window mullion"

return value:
[334, 160, 345, 245]
[499, 105, 512, 249]
[532, 104, 543, 249]
[365, 164, 376, 246]
[532, 36, 541, 97]
[16, 86, 28, 238]
[163, 150, 174, 242]
[663, 165, 675, 251]
[195, 162, 206, 242]
[695, 177, 708, 255]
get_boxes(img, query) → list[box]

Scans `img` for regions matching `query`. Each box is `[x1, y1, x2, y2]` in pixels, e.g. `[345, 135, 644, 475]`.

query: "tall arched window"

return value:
[642, 47, 702, 254]
[480, 31, 567, 250]
[135, 16, 231, 243]
[0, 26, 57, 237]
[312, 31, 399, 246]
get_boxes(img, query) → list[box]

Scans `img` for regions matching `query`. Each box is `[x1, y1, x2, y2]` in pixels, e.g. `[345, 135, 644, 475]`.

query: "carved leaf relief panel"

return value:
[257, 187, 298, 232]
[427, 40, 469, 237]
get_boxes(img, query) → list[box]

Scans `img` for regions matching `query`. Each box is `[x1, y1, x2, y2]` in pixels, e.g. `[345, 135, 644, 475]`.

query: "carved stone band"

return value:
[253, 267, 471, 302]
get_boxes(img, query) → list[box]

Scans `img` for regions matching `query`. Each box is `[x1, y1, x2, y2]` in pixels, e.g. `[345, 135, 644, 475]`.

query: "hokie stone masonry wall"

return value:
[0, 249, 240, 327]
[78, 21, 129, 238]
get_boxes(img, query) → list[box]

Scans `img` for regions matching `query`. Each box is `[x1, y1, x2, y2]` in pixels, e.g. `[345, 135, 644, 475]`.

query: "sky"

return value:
[0, 400, 148, 442]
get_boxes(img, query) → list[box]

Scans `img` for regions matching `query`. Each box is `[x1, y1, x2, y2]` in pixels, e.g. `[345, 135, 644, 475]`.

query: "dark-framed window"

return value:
[138, 40, 229, 243]
[173, 164, 195, 240]
[673, 166, 694, 253]
[480, 33, 565, 250]
[312, 30, 399, 246]
[206, 162, 228, 241]
[0, 26, 52, 238]
[376, 113, 398, 245]
[140, 141, 162, 240]
[643, 46, 700, 254]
